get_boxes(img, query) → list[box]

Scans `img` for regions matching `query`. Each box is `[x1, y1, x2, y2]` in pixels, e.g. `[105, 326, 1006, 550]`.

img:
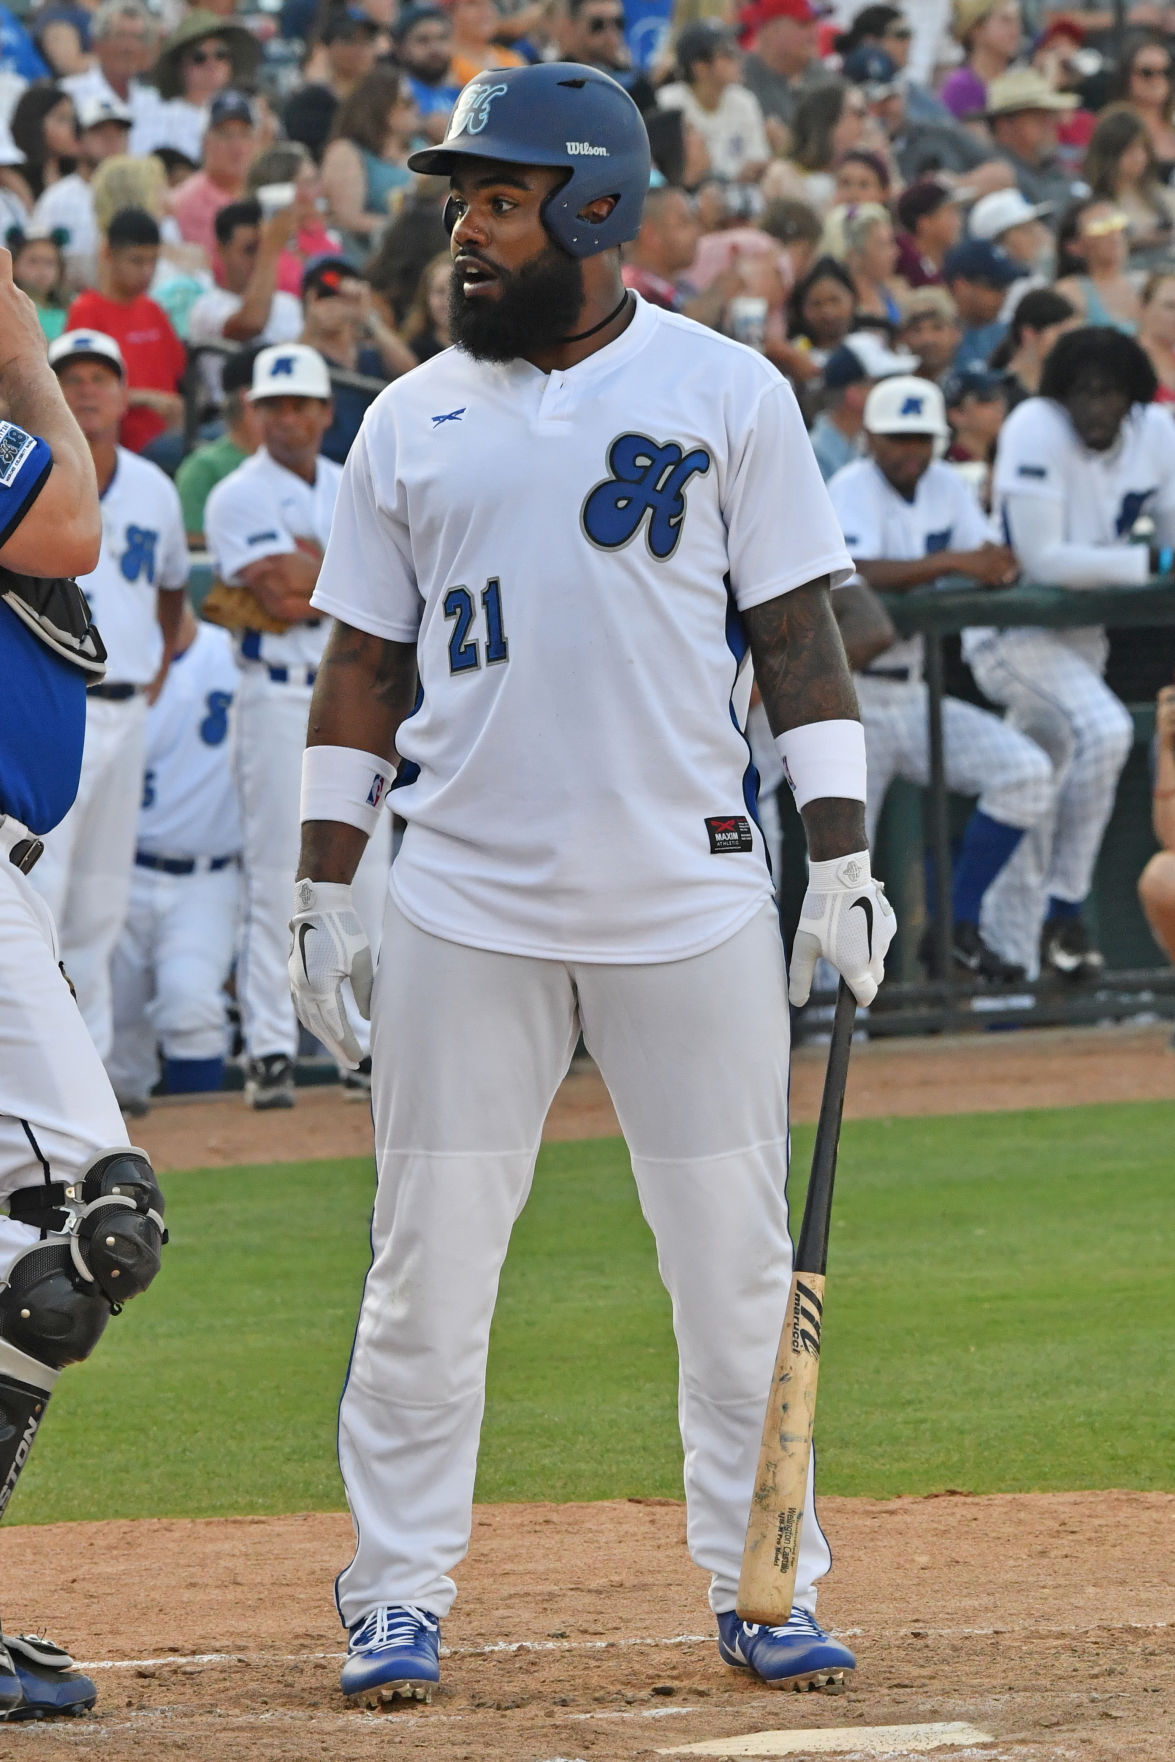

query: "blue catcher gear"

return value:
[407, 62, 651, 258]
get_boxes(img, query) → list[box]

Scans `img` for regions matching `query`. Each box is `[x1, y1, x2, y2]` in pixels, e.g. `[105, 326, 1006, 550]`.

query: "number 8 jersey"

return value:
[313, 295, 854, 963]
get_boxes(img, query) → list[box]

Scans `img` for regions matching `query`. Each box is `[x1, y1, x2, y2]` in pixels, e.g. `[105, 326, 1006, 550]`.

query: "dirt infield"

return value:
[2, 1492, 1172, 1761]
[5, 1025, 1172, 1760]
[135, 1021, 1174, 1172]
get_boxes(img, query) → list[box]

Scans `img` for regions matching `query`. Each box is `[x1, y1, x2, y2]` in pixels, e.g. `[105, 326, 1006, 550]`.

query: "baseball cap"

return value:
[48, 329, 126, 378]
[942, 364, 1008, 405]
[208, 89, 256, 129]
[76, 94, 132, 131]
[982, 66, 1077, 116]
[895, 177, 956, 233]
[823, 329, 919, 388]
[393, 1, 447, 37]
[677, 19, 739, 70]
[968, 188, 1052, 240]
[943, 237, 1021, 287]
[899, 283, 958, 323]
[323, 4, 380, 40]
[864, 374, 950, 438]
[301, 252, 359, 297]
[841, 44, 902, 94]
[250, 343, 332, 401]
[742, 0, 823, 27]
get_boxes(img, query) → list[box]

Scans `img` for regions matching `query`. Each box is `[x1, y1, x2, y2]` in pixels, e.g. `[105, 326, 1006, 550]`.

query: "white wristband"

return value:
[805, 850, 872, 890]
[775, 719, 867, 811]
[300, 744, 394, 835]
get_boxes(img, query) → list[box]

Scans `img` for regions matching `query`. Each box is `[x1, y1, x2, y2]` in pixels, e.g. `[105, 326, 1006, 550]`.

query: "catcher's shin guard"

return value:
[0, 1148, 165, 1517]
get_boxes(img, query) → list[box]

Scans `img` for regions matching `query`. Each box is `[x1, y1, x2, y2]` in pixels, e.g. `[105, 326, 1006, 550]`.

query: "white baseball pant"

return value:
[335, 897, 831, 1630]
[857, 676, 1055, 848]
[0, 823, 131, 1285]
[30, 696, 149, 1061]
[232, 666, 392, 1064]
[968, 629, 1134, 975]
[107, 860, 242, 1105]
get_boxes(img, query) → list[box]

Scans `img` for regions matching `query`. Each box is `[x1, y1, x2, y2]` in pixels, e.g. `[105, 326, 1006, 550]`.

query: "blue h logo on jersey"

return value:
[582, 433, 711, 560]
[121, 525, 158, 584]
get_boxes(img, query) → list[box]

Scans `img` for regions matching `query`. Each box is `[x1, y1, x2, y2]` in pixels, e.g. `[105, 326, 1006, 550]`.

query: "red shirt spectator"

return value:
[66, 208, 186, 454]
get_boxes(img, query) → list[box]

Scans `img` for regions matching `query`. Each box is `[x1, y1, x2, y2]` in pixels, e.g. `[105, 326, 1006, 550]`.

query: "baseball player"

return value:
[828, 376, 1055, 982]
[203, 343, 391, 1109]
[30, 330, 189, 1063]
[973, 327, 1175, 979]
[0, 253, 165, 1718]
[288, 65, 895, 1705]
[107, 603, 242, 1111]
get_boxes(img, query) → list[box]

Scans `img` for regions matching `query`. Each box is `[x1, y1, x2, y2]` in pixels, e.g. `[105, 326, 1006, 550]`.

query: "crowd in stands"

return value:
[4, 0, 1175, 1100]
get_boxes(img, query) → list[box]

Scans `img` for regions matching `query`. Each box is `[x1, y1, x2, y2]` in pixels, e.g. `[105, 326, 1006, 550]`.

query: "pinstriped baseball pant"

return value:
[969, 628, 1134, 976]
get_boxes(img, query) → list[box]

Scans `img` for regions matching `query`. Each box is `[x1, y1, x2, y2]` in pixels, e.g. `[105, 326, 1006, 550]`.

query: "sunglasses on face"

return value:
[186, 44, 231, 65]
[886, 24, 912, 38]
[587, 11, 625, 29]
[1082, 211, 1128, 237]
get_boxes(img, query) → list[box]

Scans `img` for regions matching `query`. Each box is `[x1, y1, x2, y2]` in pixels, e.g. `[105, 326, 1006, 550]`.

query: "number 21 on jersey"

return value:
[444, 577, 508, 675]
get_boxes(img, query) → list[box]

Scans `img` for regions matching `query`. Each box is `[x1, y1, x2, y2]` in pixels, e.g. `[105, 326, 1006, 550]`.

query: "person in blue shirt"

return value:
[943, 237, 1020, 371]
[0, 5, 49, 81]
[392, 5, 461, 142]
[0, 260, 168, 1719]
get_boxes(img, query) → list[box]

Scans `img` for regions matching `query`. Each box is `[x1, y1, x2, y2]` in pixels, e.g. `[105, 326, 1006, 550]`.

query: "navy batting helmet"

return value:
[406, 62, 651, 258]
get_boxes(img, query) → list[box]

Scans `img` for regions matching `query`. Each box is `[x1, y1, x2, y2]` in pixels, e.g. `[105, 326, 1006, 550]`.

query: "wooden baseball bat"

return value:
[736, 978, 856, 1625]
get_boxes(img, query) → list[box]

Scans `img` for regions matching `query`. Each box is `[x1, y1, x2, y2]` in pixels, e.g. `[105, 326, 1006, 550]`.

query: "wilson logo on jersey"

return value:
[450, 81, 508, 137]
[581, 433, 711, 559]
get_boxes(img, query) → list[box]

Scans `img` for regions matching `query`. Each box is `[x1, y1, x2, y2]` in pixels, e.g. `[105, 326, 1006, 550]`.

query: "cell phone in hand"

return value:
[257, 182, 296, 219]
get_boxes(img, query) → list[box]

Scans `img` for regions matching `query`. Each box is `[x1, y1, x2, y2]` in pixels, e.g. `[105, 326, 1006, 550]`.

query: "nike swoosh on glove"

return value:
[789, 850, 896, 1009]
[288, 878, 373, 1069]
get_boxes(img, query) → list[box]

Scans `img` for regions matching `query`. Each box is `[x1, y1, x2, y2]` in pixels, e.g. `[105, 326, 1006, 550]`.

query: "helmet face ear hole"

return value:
[558, 77, 588, 87]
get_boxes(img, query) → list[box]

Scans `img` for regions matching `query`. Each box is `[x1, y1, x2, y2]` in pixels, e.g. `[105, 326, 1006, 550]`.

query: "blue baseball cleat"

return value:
[717, 1606, 855, 1691]
[0, 1632, 96, 1719]
[341, 1603, 441, 1705]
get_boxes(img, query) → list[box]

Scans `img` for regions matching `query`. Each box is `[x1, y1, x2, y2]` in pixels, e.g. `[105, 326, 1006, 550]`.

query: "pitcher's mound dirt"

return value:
[2, 1492, 1172, 1762]
[135, 1022, 1175, 1173]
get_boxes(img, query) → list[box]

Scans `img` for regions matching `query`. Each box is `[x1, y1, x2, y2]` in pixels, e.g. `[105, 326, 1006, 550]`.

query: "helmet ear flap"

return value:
[443, 195, 459, 238]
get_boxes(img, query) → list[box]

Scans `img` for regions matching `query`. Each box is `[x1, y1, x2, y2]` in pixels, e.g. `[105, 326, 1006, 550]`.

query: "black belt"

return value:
[135, 851, 238, 876]
[88, 683, 142, 701]
[861, 666, 913, 682]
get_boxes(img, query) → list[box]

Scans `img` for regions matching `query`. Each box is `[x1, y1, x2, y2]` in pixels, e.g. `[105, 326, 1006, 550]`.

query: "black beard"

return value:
[449, 243, 586, 362]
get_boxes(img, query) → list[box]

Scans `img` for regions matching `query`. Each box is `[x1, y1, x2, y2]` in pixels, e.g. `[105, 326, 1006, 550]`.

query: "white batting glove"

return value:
[288, 878, 373, 1070]
[789, 851, 896, 1009]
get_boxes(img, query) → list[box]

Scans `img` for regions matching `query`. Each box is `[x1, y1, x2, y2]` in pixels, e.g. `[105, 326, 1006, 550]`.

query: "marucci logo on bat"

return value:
[790, 1279, 823, 1358]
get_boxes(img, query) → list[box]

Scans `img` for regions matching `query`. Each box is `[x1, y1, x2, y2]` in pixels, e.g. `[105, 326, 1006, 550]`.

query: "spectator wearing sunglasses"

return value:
[835, 4, 949, 125]
[140, 7, 262, 162]
[559, 0, 656, 112]
[298, 253, 414, 462]
[1110, 29, 1175, 181]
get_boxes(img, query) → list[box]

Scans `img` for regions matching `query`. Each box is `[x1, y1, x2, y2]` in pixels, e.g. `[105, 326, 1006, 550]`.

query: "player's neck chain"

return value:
[560, 290, 633, 345]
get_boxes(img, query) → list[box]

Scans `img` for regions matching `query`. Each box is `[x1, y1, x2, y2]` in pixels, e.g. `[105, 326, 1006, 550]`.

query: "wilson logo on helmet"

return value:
[566, 140, 609, 155]
[450, 81, 509, 137]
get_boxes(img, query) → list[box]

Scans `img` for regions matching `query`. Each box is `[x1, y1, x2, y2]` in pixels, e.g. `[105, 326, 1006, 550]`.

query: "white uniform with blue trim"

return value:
[204, 447, 390, 1066]
[31, 449, 189, 1060]
[309, 297, 857, 1631]
[107, 623, 243, 1105]
[827, 456, 1054, 848]
[974, 397, 1175, 972]
[0, 423, 130, 1283]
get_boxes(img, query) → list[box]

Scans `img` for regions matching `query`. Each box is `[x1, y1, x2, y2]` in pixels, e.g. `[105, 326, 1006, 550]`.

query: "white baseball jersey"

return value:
[828, 456, 994, 678]
[312, 294, 853, 963]
[204, 447, 343, 669]
[80, 448, 190, 685]
[137, 622, 242, 859]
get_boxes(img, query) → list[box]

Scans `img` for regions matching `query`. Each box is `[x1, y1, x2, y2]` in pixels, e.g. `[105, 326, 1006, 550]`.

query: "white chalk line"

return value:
[76, 1616, 1171, 1674]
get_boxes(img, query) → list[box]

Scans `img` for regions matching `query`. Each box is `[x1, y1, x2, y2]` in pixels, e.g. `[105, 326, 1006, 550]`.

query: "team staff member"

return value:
[828, 376, 1054, 983]
[289, 67, 894, 1706]
[108, 603, 242, 1111]
[203, 343, 390, 1110]
[0, 251, 165, 1719]
[974, 329, 1175, 978]
[31, 330, 189, 1062]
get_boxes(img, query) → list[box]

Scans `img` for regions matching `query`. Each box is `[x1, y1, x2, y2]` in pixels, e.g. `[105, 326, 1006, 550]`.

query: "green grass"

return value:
[8, 1101, 1175, 1525]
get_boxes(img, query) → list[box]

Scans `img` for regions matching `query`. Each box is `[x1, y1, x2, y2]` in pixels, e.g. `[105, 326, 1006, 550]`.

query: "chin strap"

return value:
[559, 289, 632, 344]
